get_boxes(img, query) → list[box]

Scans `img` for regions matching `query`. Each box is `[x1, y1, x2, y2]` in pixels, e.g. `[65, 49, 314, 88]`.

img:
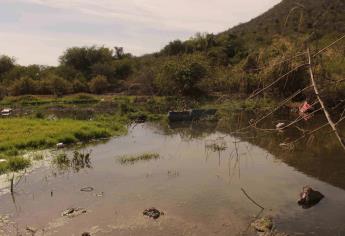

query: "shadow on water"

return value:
[164, 111, 345, 191]
[51, 149, 93, 175]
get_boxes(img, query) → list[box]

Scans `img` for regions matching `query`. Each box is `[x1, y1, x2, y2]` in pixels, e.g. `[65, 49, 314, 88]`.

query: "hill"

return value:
[0, 0, 344, 103]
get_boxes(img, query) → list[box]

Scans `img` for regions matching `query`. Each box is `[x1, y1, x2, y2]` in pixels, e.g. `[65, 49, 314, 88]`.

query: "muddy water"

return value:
[1, 121, 345, 235]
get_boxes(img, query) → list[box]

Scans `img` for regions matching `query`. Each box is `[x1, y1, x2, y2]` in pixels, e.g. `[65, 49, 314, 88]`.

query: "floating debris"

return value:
[61, 208, 87, 218]
[80, 187, 94, 192]
[56, 143, 65, 149]
[298, 186, 324, 209]
[143, 208, 164, 220]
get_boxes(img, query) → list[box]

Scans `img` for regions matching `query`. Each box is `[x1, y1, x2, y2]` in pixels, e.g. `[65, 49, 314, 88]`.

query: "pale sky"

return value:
[0, 0, 281, 66]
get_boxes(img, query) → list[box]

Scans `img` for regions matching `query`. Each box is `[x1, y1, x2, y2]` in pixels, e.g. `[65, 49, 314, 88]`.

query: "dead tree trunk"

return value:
[307, 48, 345, 151]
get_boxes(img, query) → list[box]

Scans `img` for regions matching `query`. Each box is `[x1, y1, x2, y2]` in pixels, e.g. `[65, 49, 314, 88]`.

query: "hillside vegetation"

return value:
[0, 0, 344, 104]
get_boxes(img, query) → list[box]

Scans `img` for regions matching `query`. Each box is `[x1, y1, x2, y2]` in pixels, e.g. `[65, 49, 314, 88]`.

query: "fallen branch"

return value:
[241, 188, 265, 210]
[307, 48, 345, 151]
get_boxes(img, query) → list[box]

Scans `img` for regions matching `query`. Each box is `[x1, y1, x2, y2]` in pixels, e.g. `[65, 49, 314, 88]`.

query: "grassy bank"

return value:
[0, 116, 126, 152]
[0, 115, 127, 174]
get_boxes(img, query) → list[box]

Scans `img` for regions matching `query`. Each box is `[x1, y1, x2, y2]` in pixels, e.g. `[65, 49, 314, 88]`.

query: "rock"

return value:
[56, 143, 65, 149]
[143, 208, 164, 220]
[298, 186, 324, 209]
[251, 217, 273, 232]
[62, 208, 87, 217]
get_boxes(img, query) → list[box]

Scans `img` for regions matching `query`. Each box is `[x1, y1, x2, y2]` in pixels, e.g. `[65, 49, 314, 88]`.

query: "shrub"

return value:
[9, 76, 37, 96]
[88, 75, 109, 94]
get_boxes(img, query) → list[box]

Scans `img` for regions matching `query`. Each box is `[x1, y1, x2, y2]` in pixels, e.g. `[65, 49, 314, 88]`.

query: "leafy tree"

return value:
[0, 55, 15, 76]
[113, 59, 133, 80]
[88, 75, 109, 94]
[37, 74, 71, 96]
[9, 77, 37, 95]
[59, 46, 114, 79]
[156, 56, 208, 96]
[162, 40, 185, 56]
[72, 80, 89, 93]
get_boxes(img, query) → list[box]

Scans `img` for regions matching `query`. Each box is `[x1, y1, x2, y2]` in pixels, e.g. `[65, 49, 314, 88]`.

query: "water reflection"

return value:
[164, 112, 345, 191]
[51, 149, 92, 175]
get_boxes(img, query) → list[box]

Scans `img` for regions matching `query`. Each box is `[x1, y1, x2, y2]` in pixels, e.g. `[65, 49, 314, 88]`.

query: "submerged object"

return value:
[298, 186, 324, 209]
[168, 109, 217, 122]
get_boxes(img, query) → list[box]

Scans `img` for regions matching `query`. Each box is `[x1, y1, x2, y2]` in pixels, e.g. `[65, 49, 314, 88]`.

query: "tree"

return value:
[59, 46, 114, 79]
[9, 77, 37, 95]
[156, 56, 208, 96]
[88, 75, 109, 94]
[162, 40, 185, 56]
[38, 74, 71, 96]
[0, 55, 15, 76]
[72, 80, 89, 93]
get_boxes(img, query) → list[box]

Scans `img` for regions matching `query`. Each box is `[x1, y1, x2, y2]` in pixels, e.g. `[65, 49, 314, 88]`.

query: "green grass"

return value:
[118, 152, 160, 165]
[0, 116, 126, 153]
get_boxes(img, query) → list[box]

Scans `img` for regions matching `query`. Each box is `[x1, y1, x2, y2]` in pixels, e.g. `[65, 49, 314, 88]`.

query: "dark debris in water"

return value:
[143, 208, 164, 219]
[61, 208, 87, 218]
[80, 187, 94, 192]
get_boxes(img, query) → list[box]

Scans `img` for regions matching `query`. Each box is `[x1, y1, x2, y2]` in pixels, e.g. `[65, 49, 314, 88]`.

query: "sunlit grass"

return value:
[0, 116, 126, 152]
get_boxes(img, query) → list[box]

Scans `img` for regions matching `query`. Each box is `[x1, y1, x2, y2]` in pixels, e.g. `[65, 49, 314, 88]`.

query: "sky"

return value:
[0, 0, 281, 66]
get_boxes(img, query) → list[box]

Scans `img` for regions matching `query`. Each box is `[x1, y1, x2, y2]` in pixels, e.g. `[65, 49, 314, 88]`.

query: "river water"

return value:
[0, 115, 345, 235]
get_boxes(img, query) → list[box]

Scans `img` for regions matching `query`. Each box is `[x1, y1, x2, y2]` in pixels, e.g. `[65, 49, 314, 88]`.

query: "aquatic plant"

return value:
[32, 153, 44, 161]
[52, 153, 70, 172]
[71, 150, 92, 172]
[0, 156, 31, 175]
[118, 152, 160, 165]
